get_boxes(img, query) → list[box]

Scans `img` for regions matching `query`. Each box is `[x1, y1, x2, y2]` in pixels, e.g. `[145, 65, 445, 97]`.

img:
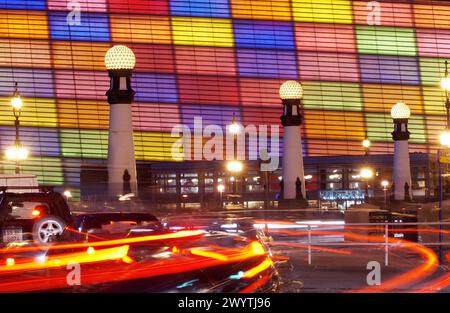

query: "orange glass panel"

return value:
[0, 39, 51, 68]
[52, 41, 110, 70]
[58, 99, 109, 129]
[0, 10, 48, 39]
[110, 15, 172, 44]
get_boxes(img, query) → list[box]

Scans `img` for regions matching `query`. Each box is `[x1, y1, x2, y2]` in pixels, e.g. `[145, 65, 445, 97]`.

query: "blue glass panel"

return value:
[132, 73, 178, 103]
[0, 126, 60, 157]
[234, 20, 295, 50]
[170, 0, 230, 18]
[237, 49, 298, 79]
[48, 12, 110, 42]
[359, 55, 420, 85]
[0, 0, 46, 10]
[0, 68, 54, 98]
[181, 105, 240, 129]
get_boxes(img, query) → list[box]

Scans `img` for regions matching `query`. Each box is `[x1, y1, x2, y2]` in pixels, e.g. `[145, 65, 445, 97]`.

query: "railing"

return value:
[264, 221, 450, 266]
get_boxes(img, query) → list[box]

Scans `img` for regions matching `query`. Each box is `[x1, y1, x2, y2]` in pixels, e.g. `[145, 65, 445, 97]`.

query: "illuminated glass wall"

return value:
[0, 0, 449, 190]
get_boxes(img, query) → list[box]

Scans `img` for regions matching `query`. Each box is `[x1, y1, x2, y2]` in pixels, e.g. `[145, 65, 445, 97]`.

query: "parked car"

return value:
[0, 188, 72, 245]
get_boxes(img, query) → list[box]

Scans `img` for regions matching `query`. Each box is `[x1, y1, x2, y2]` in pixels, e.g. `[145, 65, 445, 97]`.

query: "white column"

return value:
[108, 102, 137, 197]
[283, 126, 305, 199]
[393, 140, 412, 201]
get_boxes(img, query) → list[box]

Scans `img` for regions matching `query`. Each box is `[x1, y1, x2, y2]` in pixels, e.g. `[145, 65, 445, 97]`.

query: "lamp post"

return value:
[361, 139, 371, 202]
[279, 80, 307, 207]
[437, 61, 450, 263]
[381, 180, 389, 209]
[360, 167, 373, 202]
[5, 82, 28, 174]
[391, 102, 412, 201]
[227, 114, 242, 194]
[105, 45, 138, 198]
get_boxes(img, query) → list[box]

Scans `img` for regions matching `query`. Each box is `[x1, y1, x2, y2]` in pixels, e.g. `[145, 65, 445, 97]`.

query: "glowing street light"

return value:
[228, 113, 240, 135]
[440, 130, 450, 147]
[5, 146, 29, 161]
[381, 180, 390, 210]
[5, 82, 28, 174]
[227, 160, 243, 173]
[360, 168, 374, 179]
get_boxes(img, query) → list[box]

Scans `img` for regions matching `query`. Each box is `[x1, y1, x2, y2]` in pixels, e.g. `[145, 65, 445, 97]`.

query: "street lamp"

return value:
[227, 114, 242, 195]
[362, 139, 371, 155]
[105, 45, 138, 197]
[360, 167, 373, 202]
[381, 180, 389, 209]
[391, 101, 412, 201]
[437, 61, 450, 263]
[279, 80, 307, 205]
[5, 82, 28, 174]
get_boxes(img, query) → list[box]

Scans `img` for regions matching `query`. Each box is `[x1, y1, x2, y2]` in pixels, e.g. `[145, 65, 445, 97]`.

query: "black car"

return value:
[0, 188, 72, 245]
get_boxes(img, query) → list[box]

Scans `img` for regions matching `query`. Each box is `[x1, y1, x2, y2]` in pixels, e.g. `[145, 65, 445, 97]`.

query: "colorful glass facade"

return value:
[0, 0, 448, 191]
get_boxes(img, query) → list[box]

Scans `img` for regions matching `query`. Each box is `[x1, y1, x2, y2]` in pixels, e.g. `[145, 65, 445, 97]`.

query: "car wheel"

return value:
[32, 216, 66, 245]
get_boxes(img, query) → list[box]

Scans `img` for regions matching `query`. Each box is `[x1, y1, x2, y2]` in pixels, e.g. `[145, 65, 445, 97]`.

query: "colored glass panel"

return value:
[60, 129, 108, 159]
[55, 70, 109, 100]
[353, 1, 414, 27]
[0, 96, 57, 127]
[302, 81, 362, 111]
[0, 126, 60, 157]
[237, 48, 297, 78]
[419, 57, 448, 86]
[178, 75, 239, 105]
[134, 132, 183, 161]
[171, 0, 230, 18]
[304, 110, 365, 140]
[132, 73, 178, 103]
[356, 26, 417, 56]
[417, 28, 450, 58]
[108, 0, 168, 14]
[292, 0, 353, 24]
[362, 84, 423, 115]
[48, 12, 110, 41]
[0, 39, 51, 68]
[231, 0, 292, 21]
[234, 20, 295, 50]
[48, 0, 108, 12]
[175, 46, 236, 76]
[58, 99, 109, 129]
[365, 113, 426, 144]
[359, 55, 420, 85]
[414, 4, 450, 29]
[52, 41, 110, 70]
[171, 17, 234, 47]
[132, 103, 181, 132]
[0, 68, 54, 98]
[239, 78, 284, 107]
[3, 157, 64, 186]
[298, 52, 360, 82]
[295, 23, 356, 53]
[0, 10, 48, 39]
[110, 15, 171, 44]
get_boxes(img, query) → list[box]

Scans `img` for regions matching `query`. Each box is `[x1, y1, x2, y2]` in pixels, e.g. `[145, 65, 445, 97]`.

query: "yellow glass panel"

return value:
[0, 97, 56, 127]
[292, 0, 353, 24]
[52, 41, 109, 70]
[362, 84, 423, 115]
[171, 17, 234, 47]
[0, 10, 48, 39]
[134, 132, 183, 161]
[304, 110, 365, 140]
[58, 99, 109, 129]
[230, 0, 292, 20]
[0, 39, 51, 68]
[422, 86, 447, 116]
[110, 15, 171, 44]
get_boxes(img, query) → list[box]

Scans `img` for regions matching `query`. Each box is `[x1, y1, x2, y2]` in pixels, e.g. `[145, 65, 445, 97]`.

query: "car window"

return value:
[7, 201, 49, 220]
